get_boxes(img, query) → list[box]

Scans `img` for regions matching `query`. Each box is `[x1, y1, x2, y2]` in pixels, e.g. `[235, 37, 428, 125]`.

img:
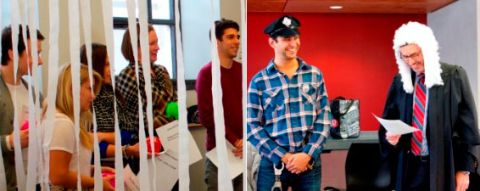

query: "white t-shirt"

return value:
[6, 83, 29, 123]
[46, 112, 92, 177]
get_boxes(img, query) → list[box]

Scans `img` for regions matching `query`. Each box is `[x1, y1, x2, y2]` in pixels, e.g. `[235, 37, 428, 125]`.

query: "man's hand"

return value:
[281, 153, 293, 164]
[232, 139, 243, 158]
[455, 171, 470, 191]
[9, 129, 29, 149]
[385, 132, 401, 146]
[286, 153, 311, 174]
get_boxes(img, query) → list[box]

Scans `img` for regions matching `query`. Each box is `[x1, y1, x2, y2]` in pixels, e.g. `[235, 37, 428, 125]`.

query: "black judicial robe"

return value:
[378, 63, 480, 191]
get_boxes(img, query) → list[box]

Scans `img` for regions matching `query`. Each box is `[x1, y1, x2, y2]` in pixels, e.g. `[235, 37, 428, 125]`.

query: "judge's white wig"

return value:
[393, 21, 443, 93]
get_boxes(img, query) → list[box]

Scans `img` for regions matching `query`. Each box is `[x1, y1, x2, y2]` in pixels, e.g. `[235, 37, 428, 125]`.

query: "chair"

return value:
[345, 143, 390, 191]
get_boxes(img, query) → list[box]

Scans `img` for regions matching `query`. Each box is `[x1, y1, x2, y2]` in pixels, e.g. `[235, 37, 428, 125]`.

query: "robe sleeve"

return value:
[379, 75, 402, 158]
[451, 66, 480, 172]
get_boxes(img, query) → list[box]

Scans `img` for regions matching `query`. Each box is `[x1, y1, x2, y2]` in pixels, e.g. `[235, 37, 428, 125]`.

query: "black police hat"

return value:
[263, 15, 301, 38]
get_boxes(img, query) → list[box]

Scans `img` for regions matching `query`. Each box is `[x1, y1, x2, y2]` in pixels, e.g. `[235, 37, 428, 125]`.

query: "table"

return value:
[321, 131, 379, 190]
[324, 131, 379, 151]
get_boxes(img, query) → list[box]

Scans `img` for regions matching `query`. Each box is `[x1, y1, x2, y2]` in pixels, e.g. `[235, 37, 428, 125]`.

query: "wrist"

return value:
[122, 144, 130, 157]
[6, 135, 13, 151]
[308, 158, 314, 169]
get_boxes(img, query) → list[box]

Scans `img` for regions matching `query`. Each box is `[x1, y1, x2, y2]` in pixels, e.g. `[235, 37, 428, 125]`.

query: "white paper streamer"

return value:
[125, 1, 151, 190]
[0, 1, 5, 188]
[100, 0, 125, 190]
[25, 0, 41, 190]
[42, 0, 60, 190]
[174, 0, 190, 190]
[0, 0, 5, 188]
[241, 0, 247, 189]
[67, 0, 82, 190]
[209, 1, 233, 190]
[79, 0, 104, 190]
[10, 0, 27, 190]
[137, 0, 158, 190]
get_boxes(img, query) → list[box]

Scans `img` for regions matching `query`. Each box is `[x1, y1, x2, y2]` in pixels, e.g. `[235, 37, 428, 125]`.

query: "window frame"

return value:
[112, 0, 195, 90]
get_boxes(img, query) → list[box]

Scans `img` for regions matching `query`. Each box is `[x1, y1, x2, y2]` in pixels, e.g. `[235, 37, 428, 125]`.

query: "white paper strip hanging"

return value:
[209, 0, 233, 190]
[10, 0, 26, 190]
[42, 0, 60, 190]
[137, 0, 158, 190]
[125, 1, 151, 190]
[241, 0, 247, 189]
[174, 0, 190, 190]
[25, 0, 41, 190]
[0, 0, 5, 189]
[100, 0, 125, 190]
[67, 0, 82, 190]
[79, 1, 104, 191]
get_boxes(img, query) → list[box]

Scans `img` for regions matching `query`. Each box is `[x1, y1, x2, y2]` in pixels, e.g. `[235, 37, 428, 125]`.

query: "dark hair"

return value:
[121, 23, 154, 63]
[209, 18, 239, 41]
[80, 43, 108, 78]
[1, 25, 45, 65]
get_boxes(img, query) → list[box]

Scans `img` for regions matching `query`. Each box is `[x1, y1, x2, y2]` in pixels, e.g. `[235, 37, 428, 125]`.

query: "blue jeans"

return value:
[256, 156, 321, 191]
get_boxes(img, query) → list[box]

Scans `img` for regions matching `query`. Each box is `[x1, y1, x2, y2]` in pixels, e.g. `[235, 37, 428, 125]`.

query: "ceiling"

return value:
[247, 0, 457, 14]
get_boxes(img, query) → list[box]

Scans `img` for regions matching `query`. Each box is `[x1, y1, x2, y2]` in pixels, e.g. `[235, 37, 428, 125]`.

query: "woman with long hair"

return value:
[45, 64, 114, 190]
[116, 23, 177, 174]
[80, 43, 139, 160]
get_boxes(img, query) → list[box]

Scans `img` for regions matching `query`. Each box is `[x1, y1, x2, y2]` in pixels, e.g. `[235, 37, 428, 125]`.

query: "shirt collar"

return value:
[266, 57, 308, 75]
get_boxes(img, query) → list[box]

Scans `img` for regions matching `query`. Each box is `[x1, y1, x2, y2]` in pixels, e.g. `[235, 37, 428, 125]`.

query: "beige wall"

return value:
[39, 0, 106, 95]
[221, 0, 241, 25]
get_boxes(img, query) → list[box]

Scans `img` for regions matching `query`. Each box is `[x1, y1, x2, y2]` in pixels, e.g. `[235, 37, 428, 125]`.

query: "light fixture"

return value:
[329, 5, 343, 10]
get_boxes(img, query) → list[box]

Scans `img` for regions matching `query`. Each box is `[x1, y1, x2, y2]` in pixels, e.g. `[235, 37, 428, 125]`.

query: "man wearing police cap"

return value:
[247, 15, 332, 190]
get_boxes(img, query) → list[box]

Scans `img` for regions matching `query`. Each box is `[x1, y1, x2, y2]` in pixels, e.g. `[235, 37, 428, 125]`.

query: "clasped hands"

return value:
[281, 152, 312, 174]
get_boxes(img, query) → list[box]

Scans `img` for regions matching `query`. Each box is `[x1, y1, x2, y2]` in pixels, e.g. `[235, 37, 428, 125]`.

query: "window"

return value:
[0, 1, 11, 28]
[112, 0, 175, 79]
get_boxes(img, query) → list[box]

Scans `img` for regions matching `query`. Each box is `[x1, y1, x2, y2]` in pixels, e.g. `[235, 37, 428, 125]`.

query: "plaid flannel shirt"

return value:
[247, 58, 331, 165]
[116, 63, 177, 136]
[93, 84, 136, 133]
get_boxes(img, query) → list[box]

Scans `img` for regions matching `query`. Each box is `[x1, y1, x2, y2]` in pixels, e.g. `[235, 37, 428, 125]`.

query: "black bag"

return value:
[330, 97, 360, 139]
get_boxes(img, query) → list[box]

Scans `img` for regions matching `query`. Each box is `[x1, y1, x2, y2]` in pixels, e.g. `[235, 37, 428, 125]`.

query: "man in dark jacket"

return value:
[379, 21, 480, 191]
[0, 25, 44, 191]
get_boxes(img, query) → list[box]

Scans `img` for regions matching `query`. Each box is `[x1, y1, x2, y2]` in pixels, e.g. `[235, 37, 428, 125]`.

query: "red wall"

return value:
[247, 13, 426, 131]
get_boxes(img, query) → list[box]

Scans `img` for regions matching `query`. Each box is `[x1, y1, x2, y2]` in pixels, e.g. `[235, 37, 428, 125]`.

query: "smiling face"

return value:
[217, 28, 240, 59]
[399, 43, 425, 74]
[269, 35, 300, 61]
[137, 30, 160, 64]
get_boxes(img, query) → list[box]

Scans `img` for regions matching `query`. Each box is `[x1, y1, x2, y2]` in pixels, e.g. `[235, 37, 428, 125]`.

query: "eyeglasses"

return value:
[400, 52, 421, 62]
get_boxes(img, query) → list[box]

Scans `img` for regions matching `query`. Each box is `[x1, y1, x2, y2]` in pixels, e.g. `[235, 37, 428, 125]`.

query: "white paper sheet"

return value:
[155, 121, 202, 165]
[124, 165, 140, 191]
[205, 142, 243, 180]
[148, 150, 178, 191]
[149, 121, 202, 190]
[374, 114, 419, 135]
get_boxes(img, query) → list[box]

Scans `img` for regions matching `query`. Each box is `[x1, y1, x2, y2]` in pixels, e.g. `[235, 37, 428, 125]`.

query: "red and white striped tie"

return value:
[411, 73, 426, 156]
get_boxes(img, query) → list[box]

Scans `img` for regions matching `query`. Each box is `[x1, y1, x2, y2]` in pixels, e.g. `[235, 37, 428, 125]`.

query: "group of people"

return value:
[0, 13, 479, 191]
[0, 18, 246, 191]
[0, 22, 179, 190]
[247, 15, 480, 191]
